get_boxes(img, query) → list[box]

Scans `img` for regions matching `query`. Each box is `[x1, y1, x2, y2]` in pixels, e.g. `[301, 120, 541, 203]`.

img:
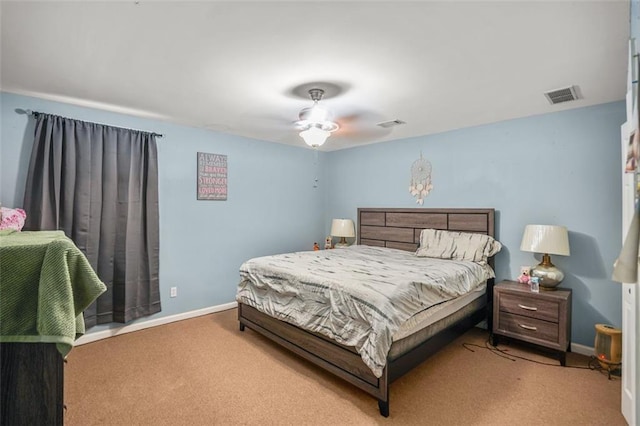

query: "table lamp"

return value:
[331, 219, 355, 248]
[520, 224, 570, 290]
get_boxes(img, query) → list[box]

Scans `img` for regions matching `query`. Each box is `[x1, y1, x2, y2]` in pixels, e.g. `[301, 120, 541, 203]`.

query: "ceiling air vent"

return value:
[377, 119, 406, 128]
[544, 86, 579, 105]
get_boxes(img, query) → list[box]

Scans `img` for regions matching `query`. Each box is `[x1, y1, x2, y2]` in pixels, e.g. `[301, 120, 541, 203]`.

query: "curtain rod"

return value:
[22, 109, 165, 138]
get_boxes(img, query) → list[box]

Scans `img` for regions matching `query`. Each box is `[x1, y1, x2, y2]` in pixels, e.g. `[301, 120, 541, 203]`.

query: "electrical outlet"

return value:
[170, 287, 177, 298]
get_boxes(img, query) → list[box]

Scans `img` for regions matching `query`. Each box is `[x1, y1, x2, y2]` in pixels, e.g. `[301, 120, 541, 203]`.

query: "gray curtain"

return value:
[23, 113, 161, 327]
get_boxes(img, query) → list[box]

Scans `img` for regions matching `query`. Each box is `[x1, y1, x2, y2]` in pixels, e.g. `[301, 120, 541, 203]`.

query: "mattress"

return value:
[389, 288, 487, 360]
[393, 283, 486, 341]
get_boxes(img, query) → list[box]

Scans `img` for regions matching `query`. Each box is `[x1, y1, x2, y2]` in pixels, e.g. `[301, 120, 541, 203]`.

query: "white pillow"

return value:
[415, 229, 502, 263]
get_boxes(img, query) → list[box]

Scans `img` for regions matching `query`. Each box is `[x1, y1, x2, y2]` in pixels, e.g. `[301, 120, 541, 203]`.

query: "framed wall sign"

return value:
[197, 152, 227, 200]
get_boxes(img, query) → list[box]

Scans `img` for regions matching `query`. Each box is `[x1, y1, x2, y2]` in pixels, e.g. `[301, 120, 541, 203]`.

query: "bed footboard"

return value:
[238, 303, 390, 415]
[238, 300, 488, 417]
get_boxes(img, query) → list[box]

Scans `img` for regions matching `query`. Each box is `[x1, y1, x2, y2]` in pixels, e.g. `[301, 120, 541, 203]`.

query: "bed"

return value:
[236, 207, 497, 417]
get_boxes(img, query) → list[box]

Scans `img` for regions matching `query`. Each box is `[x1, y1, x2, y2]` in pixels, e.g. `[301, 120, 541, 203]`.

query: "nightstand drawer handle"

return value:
[517, 304, 538, 311]
[519, 324, 537, 331]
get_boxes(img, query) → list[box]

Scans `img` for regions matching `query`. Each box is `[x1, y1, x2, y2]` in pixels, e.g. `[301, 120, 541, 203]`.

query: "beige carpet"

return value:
[64, 308, 626, 425]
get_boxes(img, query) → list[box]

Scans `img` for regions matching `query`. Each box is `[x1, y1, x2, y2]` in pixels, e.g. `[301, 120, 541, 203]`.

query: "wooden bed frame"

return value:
[238, 208, 496, 417]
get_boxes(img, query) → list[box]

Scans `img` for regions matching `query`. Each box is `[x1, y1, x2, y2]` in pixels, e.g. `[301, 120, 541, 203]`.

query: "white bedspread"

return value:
[236, 245, 493, 378]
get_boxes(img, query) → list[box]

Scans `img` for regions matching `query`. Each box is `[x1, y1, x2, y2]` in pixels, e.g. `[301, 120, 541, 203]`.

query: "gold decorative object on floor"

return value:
[592, 324, 622, 379]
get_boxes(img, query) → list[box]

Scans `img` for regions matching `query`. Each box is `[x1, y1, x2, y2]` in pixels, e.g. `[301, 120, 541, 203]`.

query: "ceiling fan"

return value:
[247, 83, 395, 148]
[294, 88, 339, 148]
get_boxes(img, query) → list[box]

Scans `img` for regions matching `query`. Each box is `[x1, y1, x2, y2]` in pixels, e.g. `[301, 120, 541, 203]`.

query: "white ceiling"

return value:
[0, 1, 630, 151]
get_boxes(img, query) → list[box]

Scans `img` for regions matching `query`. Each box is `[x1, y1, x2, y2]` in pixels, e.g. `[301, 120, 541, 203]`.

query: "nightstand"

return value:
[491, 280, 572, 366]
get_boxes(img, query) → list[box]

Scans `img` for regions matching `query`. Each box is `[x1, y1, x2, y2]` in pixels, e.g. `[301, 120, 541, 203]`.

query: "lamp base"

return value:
[333, 236, 349, 249]
[531, 254, 565, 291]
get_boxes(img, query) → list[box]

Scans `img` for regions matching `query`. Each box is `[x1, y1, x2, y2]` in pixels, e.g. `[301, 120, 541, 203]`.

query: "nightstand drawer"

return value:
[498, 312, 559, 345]
[499, 293, 560, 323]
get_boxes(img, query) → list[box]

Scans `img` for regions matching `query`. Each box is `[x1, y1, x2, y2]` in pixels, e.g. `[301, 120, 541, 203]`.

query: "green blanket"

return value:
[0, 230, 107, 356]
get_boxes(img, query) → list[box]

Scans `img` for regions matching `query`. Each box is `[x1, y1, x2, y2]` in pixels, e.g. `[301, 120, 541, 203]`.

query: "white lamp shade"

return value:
[331, 219, 355, 238]
[300, 126, 329, 148]
[520, 224, 570, 256]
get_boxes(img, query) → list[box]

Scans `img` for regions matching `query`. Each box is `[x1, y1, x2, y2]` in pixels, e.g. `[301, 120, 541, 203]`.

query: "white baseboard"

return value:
[570, 342, 594, 357]
[74, 301, 238, 346]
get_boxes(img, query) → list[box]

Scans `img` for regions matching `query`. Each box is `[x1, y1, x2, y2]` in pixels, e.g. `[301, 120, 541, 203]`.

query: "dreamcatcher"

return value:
[409, 153, 433, 205]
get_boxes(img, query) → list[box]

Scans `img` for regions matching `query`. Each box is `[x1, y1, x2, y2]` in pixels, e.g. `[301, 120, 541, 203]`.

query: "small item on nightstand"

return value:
[517, 266, 531, 284]
[324, 236, 332, 250]
[313, 242, 320, 251]
[530, 276, 540, 292]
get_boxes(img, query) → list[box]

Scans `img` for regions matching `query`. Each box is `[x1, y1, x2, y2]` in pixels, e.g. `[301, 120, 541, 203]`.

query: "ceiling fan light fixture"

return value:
[296, 115, 339, 132]
[299, 126, 330, 148]
[306, 104, 331, 123]
[295, 88, 339, 147]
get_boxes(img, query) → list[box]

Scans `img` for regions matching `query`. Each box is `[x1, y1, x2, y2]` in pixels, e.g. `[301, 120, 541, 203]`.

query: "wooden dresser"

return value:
[1, 343, 64, 425]
[0, 231, 106, 425]
[491, 280, 572, 365]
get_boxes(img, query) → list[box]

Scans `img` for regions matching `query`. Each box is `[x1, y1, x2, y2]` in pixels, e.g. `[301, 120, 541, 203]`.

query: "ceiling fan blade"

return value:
[333, 110, 393, 142]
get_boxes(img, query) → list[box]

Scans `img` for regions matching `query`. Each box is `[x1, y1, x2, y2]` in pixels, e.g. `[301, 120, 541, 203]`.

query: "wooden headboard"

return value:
[357, 208, 495, 252]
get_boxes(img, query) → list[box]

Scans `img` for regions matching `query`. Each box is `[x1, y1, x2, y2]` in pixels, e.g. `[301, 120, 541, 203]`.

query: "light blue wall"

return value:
[0, 91, 626, 346]
[1, 91, 327, 332]
[325, 102, 626, 347]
